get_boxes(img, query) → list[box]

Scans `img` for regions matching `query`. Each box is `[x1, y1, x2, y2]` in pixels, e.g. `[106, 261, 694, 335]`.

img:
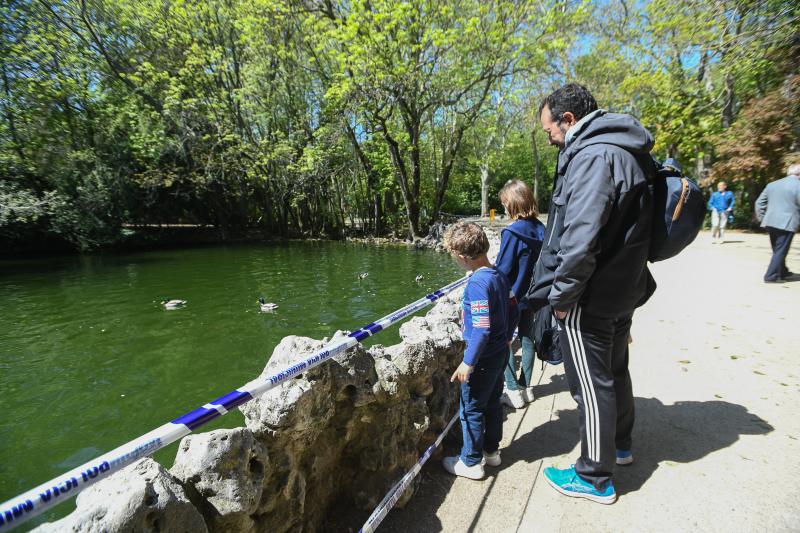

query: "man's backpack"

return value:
[648, 158, 705, 262]
[531, 304, 563, 365]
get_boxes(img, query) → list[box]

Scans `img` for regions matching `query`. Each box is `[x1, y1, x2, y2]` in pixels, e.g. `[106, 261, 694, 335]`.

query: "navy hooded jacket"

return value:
[496, 218, 545, 311]
[529, 111, 657, 318]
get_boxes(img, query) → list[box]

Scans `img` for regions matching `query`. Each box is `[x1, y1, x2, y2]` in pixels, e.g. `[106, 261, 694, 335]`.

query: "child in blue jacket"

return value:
[442, 221, 519, 479]
[495, 180, 545, 409]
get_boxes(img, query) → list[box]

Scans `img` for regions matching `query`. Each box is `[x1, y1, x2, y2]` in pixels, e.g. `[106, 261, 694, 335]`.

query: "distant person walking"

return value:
[708, 180, 735, 244]
[755, 164, 800, 283]
[495, 180, 545, 409]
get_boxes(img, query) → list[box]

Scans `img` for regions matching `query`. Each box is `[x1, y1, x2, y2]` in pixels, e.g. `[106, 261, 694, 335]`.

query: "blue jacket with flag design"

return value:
[461, 267, 519, 366]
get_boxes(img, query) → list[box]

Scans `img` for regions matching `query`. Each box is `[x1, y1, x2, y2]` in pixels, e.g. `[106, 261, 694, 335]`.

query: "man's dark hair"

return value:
[538, 83, 598, 123]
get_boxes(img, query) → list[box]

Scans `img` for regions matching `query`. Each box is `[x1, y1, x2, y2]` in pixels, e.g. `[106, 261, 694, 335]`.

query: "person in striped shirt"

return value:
[441, 221, 519, 480]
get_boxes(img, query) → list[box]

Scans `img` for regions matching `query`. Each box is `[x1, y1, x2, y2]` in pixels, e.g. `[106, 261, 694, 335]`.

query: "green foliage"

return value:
[569, 0, 798, 227]
[1, 0, 797, 250]
[709, 75, 798, 214]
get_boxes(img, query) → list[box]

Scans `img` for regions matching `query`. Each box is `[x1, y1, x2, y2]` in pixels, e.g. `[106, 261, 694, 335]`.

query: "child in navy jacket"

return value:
[442, 221, 519, 480]
[495, 180, 545, 409]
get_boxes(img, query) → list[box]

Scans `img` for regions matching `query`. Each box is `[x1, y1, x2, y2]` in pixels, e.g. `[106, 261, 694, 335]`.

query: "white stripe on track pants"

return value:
[558, 306, 635, 489]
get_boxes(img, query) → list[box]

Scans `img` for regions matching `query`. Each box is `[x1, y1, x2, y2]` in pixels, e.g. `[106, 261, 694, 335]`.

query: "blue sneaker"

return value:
[543, 465, 617, 504]
[616, 449, 633, 466]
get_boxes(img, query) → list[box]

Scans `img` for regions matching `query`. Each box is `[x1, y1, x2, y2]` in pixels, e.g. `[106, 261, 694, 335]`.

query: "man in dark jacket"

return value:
[530, 83, 656, 504]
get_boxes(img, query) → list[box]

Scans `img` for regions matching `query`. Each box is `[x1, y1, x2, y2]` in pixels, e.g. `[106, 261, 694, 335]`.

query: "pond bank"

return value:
[22, 220, 506, 532]
[0, 240, 462, 532]
[31, 290, 468, 532]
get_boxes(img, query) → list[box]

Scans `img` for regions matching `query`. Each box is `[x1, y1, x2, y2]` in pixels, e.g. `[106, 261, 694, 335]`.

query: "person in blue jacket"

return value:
[495, 180, 545, 409]
[442, 221, 519, 480]
[708, 179, 735, 243]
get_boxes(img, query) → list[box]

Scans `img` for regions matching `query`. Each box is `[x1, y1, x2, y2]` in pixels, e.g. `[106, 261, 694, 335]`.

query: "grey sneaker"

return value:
[501, 388, 526, 409]
[483, 450, 501, 467]
[443, 456, 485, 479]
[522, 386, 535, 403]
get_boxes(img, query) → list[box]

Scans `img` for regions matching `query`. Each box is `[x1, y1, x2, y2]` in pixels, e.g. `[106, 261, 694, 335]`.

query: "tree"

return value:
[708, 75, 799, 219]
[310, 0, 555, 238]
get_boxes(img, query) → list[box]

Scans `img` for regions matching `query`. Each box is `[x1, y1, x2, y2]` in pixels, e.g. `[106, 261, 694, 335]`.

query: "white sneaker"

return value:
[501, 388, 526, 409]
[442, 456, 485, 479]
[522, 387, 535, 403]
[483, 450, 501, 467]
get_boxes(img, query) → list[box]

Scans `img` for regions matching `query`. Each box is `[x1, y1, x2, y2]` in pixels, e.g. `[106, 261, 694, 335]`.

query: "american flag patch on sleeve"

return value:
[472, 315, 490, 328]
[470, 300, 489, 314]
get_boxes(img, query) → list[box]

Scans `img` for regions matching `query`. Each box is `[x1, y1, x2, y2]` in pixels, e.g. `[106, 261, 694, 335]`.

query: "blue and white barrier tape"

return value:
[0, 276, 468, 531]
[359, 412, 459, 533]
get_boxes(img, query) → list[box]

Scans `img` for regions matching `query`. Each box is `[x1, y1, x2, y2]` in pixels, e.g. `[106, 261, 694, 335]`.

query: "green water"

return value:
[0, 241, 461, 529]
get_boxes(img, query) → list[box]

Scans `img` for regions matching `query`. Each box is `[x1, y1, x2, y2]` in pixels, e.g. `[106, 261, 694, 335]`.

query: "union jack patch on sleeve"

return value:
[472, 315, 490, 328]
[470, 300, 489, 314]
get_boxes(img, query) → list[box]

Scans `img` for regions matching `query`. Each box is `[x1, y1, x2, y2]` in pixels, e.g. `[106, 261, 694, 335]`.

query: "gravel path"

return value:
[378, 230, 800, 533]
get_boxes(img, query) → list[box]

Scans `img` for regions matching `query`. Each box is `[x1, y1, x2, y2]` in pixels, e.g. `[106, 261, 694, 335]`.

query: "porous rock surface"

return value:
[34, 291, 467, 533]
[33, 458, 207, 533]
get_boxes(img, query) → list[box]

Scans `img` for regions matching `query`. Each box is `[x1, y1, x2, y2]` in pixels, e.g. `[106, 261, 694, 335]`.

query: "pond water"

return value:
[0, 241, 461, 529]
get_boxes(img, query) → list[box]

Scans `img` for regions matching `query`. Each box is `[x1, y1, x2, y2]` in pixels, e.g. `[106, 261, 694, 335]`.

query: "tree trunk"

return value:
[431, 123, 465, 224]
[531, 130, 541, 207]
[382, 127, 420, 239]
[409, 130, 422, 238]
[0, 61, 25, 164]
[480, 161, 490, 217]
[722, 72, 736, 129]
[747, 178, 760, 227]
[344, 123, 382, 235]
[373, 194, 382, 235]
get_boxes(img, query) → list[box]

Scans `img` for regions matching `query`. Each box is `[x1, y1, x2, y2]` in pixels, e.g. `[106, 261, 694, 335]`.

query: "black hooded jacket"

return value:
[529, 111, 657, 318]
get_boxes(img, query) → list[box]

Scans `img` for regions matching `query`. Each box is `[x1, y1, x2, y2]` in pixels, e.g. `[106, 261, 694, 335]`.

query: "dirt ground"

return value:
[377, 230, 800, 533]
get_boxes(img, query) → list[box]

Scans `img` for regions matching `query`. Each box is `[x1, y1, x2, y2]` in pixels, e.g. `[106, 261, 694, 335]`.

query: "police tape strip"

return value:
[0, 276, 469, 531]
[359, 412, 459, 533]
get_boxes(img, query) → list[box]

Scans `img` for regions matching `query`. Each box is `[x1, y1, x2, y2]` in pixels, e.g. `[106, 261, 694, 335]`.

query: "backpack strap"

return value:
[672, 178, 690, 222]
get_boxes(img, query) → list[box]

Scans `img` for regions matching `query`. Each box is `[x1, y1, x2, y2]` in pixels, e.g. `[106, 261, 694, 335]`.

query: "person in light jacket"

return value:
[755, 164, 800, 283]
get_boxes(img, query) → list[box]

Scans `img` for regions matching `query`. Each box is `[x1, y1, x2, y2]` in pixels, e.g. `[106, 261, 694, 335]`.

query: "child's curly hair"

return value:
[443, 221, 490, 259]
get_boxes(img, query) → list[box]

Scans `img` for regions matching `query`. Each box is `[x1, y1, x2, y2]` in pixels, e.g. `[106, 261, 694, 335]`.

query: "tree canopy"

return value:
[0, 0, 797, 251]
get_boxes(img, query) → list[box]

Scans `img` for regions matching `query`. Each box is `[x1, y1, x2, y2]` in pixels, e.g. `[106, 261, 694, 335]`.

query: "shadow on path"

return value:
[355, 383, 773, 532]
[616, 397, 774, 495]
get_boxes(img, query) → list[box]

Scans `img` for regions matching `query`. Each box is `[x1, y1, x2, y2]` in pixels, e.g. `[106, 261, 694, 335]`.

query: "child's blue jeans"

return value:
[459, 354, 505, 466]
[504, 308, 535, 390]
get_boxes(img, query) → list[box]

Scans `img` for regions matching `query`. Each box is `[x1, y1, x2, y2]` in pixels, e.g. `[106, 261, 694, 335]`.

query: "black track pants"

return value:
[558, 306, 634, 489]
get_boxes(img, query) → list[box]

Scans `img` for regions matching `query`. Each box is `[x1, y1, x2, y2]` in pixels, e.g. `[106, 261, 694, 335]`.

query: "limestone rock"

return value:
[239, 334, 378, 436]
[32, 458, 206, 533]
[171, 427, 267, 531]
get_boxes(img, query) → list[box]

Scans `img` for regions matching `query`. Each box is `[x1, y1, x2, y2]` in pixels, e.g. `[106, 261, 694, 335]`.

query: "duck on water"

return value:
[162, 299, 186, 310]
